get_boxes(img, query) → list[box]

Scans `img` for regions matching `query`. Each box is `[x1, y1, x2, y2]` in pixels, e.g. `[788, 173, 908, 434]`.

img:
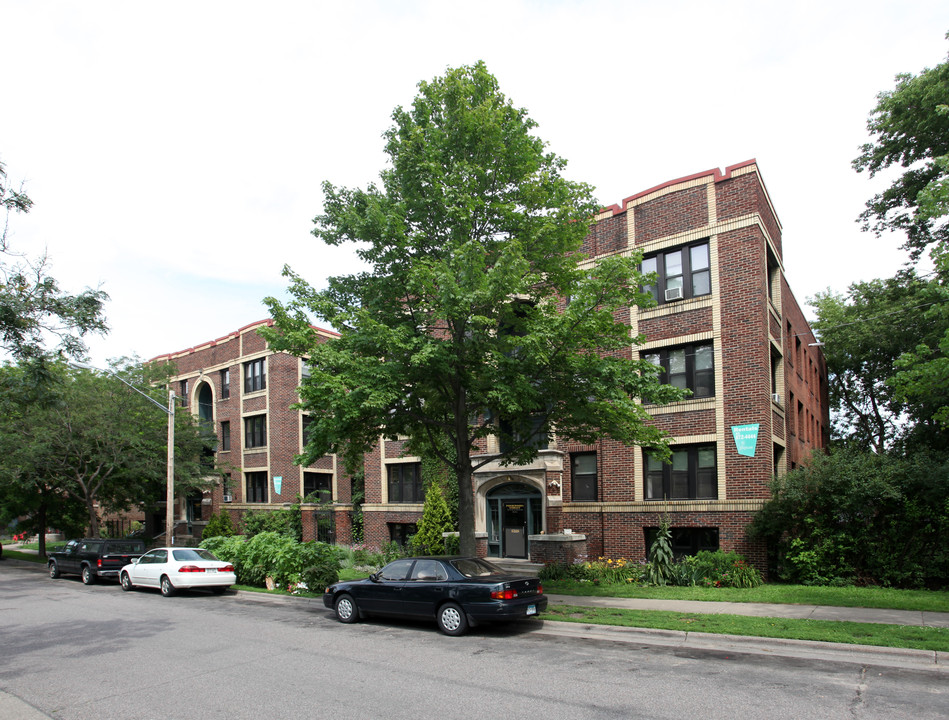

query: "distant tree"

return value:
[887, 251, 949, 437]
[810, 271, 947, 452]
[852, 36, 949, 261]
[263, 62, 682, 555]
[0, 359, 216, 544]
[0, 160, 108, 366]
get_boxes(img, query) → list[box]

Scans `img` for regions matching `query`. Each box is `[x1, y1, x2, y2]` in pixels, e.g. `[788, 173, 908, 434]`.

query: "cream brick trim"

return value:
[563, 499, 768, 513]
[640, 331, 714, 350]
[710, 232, 727, 501]
[637, 295, 713, 321]
[644, 398, 716, 415]
[362, 503, 425, 512]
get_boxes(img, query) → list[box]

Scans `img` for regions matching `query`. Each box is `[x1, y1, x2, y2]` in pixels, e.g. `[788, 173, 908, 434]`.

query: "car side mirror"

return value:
[369, 572, 380, 583]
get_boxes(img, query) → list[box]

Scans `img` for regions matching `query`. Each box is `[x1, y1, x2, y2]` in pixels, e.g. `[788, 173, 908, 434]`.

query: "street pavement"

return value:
[3, 548, 947, 691]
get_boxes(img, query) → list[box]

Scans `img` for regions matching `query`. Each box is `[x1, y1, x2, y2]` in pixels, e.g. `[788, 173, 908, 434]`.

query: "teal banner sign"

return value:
[273, 476, 283, 494]
[731, 424, 760, 457]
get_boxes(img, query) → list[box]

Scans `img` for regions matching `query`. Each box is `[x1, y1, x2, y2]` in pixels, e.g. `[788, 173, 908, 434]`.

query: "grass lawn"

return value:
[541, 604, 949, 652]
[540, 579, 949, 613]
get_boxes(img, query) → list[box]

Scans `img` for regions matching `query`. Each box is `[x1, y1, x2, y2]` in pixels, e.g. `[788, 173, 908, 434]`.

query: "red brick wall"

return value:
[634, 185, 708, 243]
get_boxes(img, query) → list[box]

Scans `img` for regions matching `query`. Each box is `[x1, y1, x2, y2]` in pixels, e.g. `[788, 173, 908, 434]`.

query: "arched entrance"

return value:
[486, 482, 543, 559]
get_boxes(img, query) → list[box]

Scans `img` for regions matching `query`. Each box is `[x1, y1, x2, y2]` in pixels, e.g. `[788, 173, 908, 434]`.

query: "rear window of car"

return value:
[106, 542, 144, 553]
[450, 558, 505, 578]
[172, 548, 219, 562]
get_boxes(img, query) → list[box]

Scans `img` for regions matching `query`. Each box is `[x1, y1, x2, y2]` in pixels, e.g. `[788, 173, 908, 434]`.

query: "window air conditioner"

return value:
[222, 494, 233, 503]
[664, 287, 684, 301]
[771, 393, 782, 404]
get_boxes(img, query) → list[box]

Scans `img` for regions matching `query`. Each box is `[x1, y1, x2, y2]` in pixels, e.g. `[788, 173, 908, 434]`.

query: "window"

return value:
[498, 413, 550, 453]
[387, 462, 424, 503]
[303, 472, 332, 502]
[645, 527, 719, 558]
[645, 343, 714, 398]
[645, 445, 717, 500]
[244, 358, 266, 393]
[410, 559, 448, 581]
[641, 241, 711, 304]
[220, 421, 230, 452]
[220, 369, 230, 399]
[180, 379, 188, 405]
[244, 415, 267, 448]
[246, 471, 268, 503]
[571, 452, 597, 501]
[302, 415, 313, 447]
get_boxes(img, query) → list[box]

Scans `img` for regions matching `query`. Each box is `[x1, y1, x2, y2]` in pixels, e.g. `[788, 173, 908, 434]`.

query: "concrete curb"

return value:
[231, 588, 947, 674]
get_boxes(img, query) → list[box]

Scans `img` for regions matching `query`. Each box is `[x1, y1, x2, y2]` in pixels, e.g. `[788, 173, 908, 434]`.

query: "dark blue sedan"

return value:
[323, 556, 547, 636]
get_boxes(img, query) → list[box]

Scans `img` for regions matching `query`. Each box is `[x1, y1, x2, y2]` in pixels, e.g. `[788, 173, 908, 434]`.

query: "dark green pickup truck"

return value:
[48, 538, 146, 584]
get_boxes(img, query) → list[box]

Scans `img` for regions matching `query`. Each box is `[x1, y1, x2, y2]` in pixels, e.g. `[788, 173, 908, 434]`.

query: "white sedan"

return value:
[119, 547, 236, 596]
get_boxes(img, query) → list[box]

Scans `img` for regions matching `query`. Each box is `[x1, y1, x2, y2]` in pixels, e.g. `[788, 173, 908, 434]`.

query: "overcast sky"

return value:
[2, 1, 947, 366]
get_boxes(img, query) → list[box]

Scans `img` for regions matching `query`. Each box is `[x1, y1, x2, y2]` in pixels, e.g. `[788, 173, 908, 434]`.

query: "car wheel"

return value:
[120, 572, 134, 592]
[160, 575, 176, 597]
[48, 561, 61, 579]
[81, 566, 95, 585]
[334, 594, 359, 623]
[437, 602, 469, 636]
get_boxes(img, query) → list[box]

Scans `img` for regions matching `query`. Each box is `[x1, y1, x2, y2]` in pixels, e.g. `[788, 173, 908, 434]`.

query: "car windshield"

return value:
[449, 558, 505, 578]
[172, 548, 219, 562]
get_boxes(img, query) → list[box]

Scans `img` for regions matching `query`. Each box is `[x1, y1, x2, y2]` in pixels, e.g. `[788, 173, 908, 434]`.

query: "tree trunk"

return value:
[456, 461, 476, 556]
[86, 497, 99, 538]
[37, 503, 47, 558]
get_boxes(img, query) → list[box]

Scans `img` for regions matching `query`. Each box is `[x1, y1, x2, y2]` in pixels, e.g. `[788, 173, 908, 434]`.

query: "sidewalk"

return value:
[546, 594, 949, 628]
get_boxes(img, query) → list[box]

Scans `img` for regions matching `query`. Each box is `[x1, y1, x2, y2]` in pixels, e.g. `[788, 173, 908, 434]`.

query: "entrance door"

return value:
[502, 502, 527, 558]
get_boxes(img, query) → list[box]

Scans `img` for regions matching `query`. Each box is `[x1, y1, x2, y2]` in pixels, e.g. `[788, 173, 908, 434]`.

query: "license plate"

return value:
[527, 604, 536, 616]
[206, 568, 218, 573]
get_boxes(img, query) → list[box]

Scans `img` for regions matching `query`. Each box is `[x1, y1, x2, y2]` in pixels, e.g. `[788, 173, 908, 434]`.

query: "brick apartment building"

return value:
[153, 160, 826, 571]
[151, 320, 354, 544]
[362, 160, 828, 570]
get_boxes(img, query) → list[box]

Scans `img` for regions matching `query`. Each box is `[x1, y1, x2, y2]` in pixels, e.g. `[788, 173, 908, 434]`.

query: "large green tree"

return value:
[263, 62, 681, 555]
[0, 359, 216, 549]
[0, 160, 108, 365]
[852, 36, 949, 261]
[810, 270, 947, 452]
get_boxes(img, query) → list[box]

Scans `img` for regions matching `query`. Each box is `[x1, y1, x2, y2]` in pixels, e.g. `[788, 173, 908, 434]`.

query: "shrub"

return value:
[646, 518, 674, 586]
[413, 482, 453, 554]
[200, 535, 245, 564]
[749, 449, 949, 588]
[241, 506, 301, 541]
[296, 542, 345, 592]
[201, 532, 344, 591]
[202, 510, 235, 540]
[692, 551, 763, 588]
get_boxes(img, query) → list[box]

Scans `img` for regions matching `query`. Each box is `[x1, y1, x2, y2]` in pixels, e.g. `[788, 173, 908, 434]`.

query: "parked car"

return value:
[323, 556, 547, 636]
[120, 547, 236, 596]
[48, 538, 146, 584]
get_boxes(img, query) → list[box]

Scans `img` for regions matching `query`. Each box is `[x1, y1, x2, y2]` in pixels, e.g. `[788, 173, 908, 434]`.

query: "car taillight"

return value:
[490, 587, 518, 600]
[221, 564, 234, 572]
[97, 559, 102, 568]
[178, 565, 205, 573]
[538, 583, 544, 595]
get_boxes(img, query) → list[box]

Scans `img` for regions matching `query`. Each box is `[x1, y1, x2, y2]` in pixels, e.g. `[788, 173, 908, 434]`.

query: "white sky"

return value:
[2, 0, 947, 366]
